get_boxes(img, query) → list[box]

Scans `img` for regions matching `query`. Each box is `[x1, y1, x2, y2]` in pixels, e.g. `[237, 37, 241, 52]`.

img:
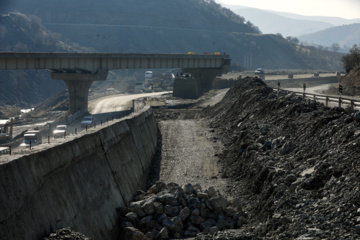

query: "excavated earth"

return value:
[43, 76, 360, 239]
[199, 77, 360, 239]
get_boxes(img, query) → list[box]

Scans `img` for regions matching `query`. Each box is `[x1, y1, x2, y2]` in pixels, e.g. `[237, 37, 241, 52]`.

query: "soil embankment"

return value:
[202, 77, 360, 239]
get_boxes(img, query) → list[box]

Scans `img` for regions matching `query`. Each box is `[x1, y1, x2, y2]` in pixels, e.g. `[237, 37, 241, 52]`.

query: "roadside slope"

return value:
[203, 77, 360, 239]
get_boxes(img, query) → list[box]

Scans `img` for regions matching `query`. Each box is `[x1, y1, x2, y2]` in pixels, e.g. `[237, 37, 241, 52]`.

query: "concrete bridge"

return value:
[0, 52, 231, 113]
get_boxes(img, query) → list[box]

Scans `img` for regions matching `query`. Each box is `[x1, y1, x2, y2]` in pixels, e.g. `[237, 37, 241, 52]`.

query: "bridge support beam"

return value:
[173, 68, 223, 99]
[51, 70, 108, 114]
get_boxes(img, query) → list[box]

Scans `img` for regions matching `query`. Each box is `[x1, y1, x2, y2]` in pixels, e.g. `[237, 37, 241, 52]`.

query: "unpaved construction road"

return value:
[157, 119, 227, 192]
[149, 89, 231, 196]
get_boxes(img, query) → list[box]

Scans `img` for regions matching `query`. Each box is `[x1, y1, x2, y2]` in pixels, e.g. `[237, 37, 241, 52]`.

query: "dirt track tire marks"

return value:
[157, 119, 227, 194]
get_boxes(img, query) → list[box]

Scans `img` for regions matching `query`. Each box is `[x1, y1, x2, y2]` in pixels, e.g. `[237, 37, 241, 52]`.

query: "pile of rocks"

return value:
[43, 227, 91, 240]
[118, 181, 247, 240]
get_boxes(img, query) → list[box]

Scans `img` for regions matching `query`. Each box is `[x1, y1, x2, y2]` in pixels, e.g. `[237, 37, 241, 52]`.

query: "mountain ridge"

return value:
[221, 3, 360, 37]
[299, 23, 360, 49]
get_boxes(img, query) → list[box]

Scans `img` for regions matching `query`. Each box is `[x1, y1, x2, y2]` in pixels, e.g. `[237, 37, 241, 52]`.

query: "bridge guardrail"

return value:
[274, 88, 360, 110]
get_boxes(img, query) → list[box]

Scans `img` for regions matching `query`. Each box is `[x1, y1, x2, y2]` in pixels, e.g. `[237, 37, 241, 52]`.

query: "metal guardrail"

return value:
[274, 88, 360, 110]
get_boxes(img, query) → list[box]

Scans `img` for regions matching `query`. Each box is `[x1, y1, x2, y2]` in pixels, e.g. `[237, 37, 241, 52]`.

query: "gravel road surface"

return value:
[150, 89, 230, 196]
[158, 119, 227, 193]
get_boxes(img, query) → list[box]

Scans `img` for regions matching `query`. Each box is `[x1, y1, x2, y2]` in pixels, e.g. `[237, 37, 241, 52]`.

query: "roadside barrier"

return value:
[274, 88, 360, 110]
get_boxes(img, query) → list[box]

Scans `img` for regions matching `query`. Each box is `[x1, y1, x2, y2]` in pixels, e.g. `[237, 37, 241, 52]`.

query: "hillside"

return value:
[269, 11, 360, 26]
[0, 12, 90, 108]
[0, 0, 259, 34]
[0, 0, 342, 70]
[299, 23, 360, 51]
[339, 66, 360, 95]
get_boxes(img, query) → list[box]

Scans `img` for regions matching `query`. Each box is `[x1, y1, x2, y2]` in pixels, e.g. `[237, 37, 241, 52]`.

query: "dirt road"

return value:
[151, 89, 230, 195]
[157, 119, 227, 193]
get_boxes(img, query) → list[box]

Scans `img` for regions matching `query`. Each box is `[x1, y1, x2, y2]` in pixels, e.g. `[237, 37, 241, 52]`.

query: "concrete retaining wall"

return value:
[0, 106, 158, 240]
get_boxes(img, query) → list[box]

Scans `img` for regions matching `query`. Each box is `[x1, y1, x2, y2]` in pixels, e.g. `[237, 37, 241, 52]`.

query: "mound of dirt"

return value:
[340, 66, 360, 95]
[43, 228, 91, 240]
[202, 76, 360, 239]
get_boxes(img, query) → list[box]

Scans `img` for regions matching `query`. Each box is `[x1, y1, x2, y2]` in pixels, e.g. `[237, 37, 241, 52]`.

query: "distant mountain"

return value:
[299, 23, 360, 50]
[269, 11, 360, 26]
[221, 4, 360, 37]
[222, 5, 333, 37]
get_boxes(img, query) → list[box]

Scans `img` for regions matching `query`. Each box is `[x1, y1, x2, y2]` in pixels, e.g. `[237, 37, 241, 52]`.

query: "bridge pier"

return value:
[173, 68, 223, 99]
[51, 70, 108, 114]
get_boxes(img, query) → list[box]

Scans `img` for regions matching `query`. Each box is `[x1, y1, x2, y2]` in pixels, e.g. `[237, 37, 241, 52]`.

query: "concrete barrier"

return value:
[0, 106, 158, 240]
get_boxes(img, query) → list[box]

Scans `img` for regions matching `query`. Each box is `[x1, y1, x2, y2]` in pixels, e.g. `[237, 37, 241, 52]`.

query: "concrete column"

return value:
[182, 68, 223, 97]
[63, 79, 94, 113]
[51, 70, 108, 114]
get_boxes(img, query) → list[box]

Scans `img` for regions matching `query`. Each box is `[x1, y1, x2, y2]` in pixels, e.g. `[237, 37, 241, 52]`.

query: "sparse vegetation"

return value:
[341, 44, 360, 73]
[0, 106, 21, 118]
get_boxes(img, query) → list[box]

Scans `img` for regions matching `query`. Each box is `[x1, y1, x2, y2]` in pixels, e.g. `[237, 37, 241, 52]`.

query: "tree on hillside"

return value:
[330, 43, 340, 52]
[342, 44, 360, 73]
[286, 36, 299, 45]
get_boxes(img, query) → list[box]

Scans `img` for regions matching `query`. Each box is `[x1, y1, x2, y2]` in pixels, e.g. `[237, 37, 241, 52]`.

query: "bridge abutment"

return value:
[173, 68, 223, 99]
[51, 70, 108, 114]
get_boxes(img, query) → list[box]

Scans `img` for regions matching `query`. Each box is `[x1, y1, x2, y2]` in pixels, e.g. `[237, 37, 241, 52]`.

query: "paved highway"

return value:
[89, 92, 170, 114]
[6, 92, 170, 152]
[66, 91, 171, 133]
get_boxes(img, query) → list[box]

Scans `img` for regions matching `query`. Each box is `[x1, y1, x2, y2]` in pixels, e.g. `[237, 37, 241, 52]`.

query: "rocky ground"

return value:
[121, 77, 360, 239]
[201, 77, 360, 239]
[43, 76, 360, 239]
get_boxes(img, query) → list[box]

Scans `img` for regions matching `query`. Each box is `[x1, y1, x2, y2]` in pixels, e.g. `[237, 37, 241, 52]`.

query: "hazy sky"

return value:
[217, 0, 360, 19]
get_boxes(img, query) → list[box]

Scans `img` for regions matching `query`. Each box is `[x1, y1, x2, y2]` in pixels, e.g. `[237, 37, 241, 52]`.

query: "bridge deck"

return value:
[0, 52, 231, 73]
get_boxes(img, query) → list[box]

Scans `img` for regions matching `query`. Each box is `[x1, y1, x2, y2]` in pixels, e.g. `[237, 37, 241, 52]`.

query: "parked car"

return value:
[81, 116, 96, 128]
[53, 125, 68, 138]
[254, 68, 264, 75]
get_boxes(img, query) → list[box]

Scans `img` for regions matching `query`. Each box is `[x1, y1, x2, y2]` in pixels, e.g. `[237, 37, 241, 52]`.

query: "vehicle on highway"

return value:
[255, 68, 264, 75]
[20, 130, 42, 148]
[0, 119, 13, 143]
[145, 71, 153, 79]
[0, 146, 9, 155]
[81, 116, 96, 128]
[53, 125, 68, 138]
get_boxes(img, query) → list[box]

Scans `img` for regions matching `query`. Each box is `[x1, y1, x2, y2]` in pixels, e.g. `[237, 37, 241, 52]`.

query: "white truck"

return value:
[20, 130, 42, 148]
